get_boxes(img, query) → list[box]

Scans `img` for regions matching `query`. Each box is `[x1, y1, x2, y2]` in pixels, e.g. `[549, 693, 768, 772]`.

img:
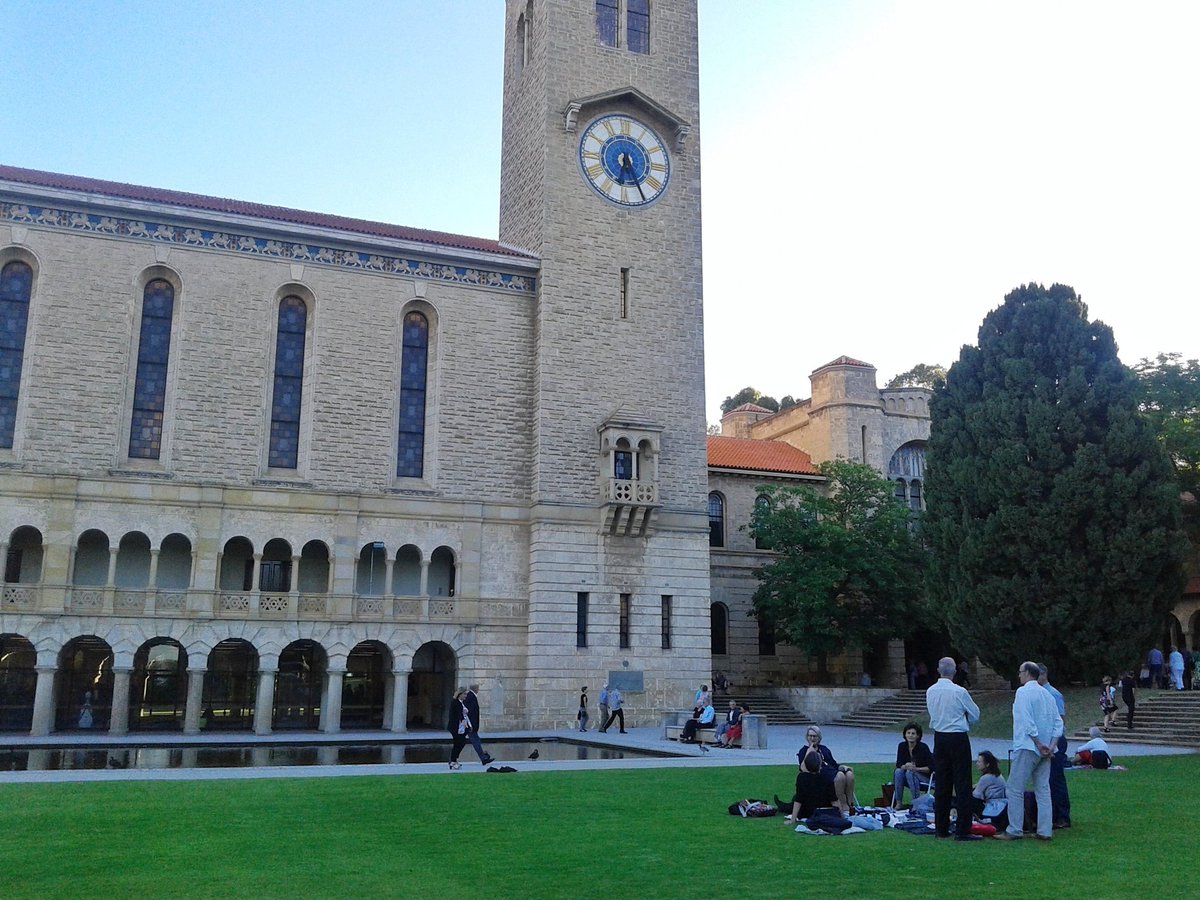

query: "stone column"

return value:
[147, 548, 160, 590]
[320, 669, 345, 734]
[290, 554, 302, 599]
[254, 669, 277, 735]
[0, 541, 8, 582]
[383, 557, 395, 596]
[388, 669, 410, 733]
[419, 559, 430, 597]
[106, 547, 119, 587]
[326, 557, 335, 593]
[183, 667, 206, 735]
[214, 551, 223, 589]
[250, 553, 263, 592]
[30, 665, 56, 736]
[109, 667, 133, 735]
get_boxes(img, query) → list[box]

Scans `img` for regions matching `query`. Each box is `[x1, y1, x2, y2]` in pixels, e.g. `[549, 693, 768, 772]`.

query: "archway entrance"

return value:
[274, 640, 326, 730]
[407, 641, 455, 730]
[203, 639, 258, 731]
[343, 641, 389, 729]
[130, 638, 187, 731]
[56, 636, 114, 732]
[0, 634, 36, 731]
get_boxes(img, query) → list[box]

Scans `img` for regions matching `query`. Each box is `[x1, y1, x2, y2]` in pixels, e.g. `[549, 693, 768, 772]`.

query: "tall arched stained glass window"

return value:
[0, 261, 33, 449]
[128, 279, 174, 459]
[397, 311, 428, 478]
[269, 296, 307, 469]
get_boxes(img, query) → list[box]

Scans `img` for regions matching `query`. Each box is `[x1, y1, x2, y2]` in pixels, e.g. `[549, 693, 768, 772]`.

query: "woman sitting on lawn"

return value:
[782, 748, 839, 821]
[1072, 727, 1113, 769]
[802, 725, 856, 814]
[891, 721, 933, 810]
[971, 750, 1008, 828]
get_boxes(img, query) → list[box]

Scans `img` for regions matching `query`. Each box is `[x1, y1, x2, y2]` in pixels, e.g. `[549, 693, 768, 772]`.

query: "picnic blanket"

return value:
[794, 824, 868, 836]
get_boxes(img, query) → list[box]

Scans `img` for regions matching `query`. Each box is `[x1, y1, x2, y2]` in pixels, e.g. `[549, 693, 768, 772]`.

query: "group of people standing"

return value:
[1144, 645, 1196, 691]
[575, 685, 627, 734]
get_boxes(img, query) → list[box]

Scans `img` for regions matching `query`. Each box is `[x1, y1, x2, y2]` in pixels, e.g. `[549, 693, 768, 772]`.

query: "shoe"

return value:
[619, 730, 628, 734]
[993, 831, 1022, 841]
[448, 761, 461, 770]
[955, 835, 983, 842]
[784, 815, 794, 822]
[1053, 820, 1071, 830]
[480, 755, 495, 765]
[599, 729, 607, 733]
[935, 833, 952, 839]
[1035, 835, 1052, 842]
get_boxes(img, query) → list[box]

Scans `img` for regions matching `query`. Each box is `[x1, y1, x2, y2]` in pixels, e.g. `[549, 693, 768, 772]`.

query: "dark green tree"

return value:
[1134, 353, 1200, 536]
[720, 387, 779, 415]
[886, 363, 947, 390]
[924, 283, 1188, 682]
[749, 459, 927, 662]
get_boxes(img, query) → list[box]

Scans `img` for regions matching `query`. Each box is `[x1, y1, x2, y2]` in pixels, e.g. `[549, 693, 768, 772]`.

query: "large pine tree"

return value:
[925, 283, 1187, 681]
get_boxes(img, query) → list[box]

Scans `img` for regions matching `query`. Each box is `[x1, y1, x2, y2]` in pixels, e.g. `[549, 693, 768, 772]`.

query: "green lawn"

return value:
[1, 756, 1192, 898]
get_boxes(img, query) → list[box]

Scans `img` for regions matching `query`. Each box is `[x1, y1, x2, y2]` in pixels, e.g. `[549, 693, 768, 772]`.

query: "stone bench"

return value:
[663, 723, 729, 745]
[660, 709, 768, 749]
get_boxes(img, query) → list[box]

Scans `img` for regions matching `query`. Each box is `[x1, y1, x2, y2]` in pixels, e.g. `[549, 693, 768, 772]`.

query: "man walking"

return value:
[464, 683, 494, 765]
[996, 661, 1062, 842]
[1038, 664, 1070, 829]
[1147, 647, 1163, 689]
[1119, 670, 1137, 730]
[926, 657, 981, 841]
[601, 685, 626, 733]
[1169, 645, 1185, 691]
[597, 684, 610, 733]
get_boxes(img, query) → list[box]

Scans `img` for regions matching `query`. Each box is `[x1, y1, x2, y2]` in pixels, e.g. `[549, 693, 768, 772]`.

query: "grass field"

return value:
[0, 753, 1192, 898]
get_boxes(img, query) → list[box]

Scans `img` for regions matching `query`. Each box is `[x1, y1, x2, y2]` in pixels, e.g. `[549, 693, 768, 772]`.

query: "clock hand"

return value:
[620, 154, 646, 200]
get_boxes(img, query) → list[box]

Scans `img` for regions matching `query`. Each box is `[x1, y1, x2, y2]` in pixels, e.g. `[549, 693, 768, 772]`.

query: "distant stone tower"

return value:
[499, 0, 710, 718]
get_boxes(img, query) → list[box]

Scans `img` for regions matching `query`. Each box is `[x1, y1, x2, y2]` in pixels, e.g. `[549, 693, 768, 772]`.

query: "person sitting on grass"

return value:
[779, 748, 840, 822]
[971, 750, 1008, 828]
[891, 721, 933, 810]
[803, 725, 857, 814]
[1072, 727, 1113, 769]
[680, 701, 715, 742]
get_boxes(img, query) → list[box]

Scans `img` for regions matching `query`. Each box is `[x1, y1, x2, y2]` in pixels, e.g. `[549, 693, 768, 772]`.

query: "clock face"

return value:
[578, 114, 671, 208]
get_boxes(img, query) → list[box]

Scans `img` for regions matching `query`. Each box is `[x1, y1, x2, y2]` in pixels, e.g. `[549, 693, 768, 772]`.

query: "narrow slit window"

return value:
[128, 279, 175, 459]
[0, 261, 33, 448]
[620, 267, 630, 319]
[577, 592, 589, 648]
[661, 595, 672, 650]
[619, 593, 631, 649]
[268, 296, 307, 468]
[397, 311, 429, 478]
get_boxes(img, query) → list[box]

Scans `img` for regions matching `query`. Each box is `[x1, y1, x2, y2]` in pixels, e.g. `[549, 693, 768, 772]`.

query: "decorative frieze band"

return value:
[0, 200, 535, 294]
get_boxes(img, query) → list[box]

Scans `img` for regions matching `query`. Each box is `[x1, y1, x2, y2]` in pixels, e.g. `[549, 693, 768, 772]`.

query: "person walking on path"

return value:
[601, 685, 626, 733]
[1119, 670, 1137, 730]
[1184, 647, 1194, 692]
[447, 688, 492, 769]
[1169, 646, 1185, 691]
[576, 687, 589, 733]
[1099, 676, 1118, 732]
[597, 684, 610, 733]
[463, 683, 494, 765]
[995, 661, 1063, 842]
[1148, 647, 1164, 689]
[925, 656, 982, 841]
[1038, 664, 1071, 829]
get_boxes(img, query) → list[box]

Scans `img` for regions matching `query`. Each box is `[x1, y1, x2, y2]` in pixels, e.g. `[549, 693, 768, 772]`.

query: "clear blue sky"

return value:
[4, 1, 1197, 424]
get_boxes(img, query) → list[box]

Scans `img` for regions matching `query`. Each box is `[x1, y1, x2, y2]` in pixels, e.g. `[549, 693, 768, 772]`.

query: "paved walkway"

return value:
[0, 723, 1191, 784]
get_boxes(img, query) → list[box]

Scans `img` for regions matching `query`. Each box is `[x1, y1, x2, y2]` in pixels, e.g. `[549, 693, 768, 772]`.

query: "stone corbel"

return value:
[564, 101, 582, 133]
[674, 124, 690, 152]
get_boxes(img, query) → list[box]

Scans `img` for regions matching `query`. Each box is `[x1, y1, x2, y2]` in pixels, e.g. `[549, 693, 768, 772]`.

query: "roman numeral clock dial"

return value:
[578, 114, 671, 208]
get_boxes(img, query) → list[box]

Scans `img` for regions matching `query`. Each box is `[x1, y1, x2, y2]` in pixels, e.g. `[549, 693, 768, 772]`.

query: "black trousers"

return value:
[603, 708, 625, 732]
[933, 731, 973, 837]
[1124, 697, 1135, 730]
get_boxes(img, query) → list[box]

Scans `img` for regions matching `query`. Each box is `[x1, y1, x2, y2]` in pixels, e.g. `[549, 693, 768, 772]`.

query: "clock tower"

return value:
[499, 0, 710, 721]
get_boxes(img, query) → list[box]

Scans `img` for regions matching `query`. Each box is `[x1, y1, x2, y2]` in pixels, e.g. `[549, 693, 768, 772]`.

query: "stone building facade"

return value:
[0, 0, 711, 737]
[708, 357, 932, 687]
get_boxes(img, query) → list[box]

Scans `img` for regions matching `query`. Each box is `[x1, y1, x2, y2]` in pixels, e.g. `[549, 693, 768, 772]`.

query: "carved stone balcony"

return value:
[603, 478, 660, 535]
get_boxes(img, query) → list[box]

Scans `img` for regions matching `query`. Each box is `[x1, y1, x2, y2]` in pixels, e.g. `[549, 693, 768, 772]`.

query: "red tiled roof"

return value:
[815, 355, 873, 370]
[707, 436, 821, 476]
[0, 164, 535, 259]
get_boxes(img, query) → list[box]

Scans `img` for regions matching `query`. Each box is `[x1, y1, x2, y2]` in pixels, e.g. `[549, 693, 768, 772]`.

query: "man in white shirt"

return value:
[996, 661, 1064, 841]
[926, 657, 982, 841]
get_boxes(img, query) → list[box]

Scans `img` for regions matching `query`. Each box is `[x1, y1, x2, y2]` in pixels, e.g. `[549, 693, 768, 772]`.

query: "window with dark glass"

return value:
[269, 296, 307, 468]
[619, 593, 631, 649]
[128, 279, 175, 459]
[710, 602, 728, 655]
[397, 311, 429, 478]
[0, 261, 33, 449]
[757, 616, 776, 656]
[754, 494, 773, 550]
[596, 0, 618, 46]
[614, 448, 634, 480]
[577, 592, 589, 648]
[708, 492, 725, 547]
[627, 0, 650, 53]
[661, 595, 671, 650]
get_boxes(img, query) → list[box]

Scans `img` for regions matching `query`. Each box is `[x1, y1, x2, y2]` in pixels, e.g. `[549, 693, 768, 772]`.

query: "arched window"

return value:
[614, 437, 635, 480]
[269, 296, 307, 469]
[627, 0, 650, 53]
[128, 279, 175, 459]
[397, 311, 428, 478]
[708, 492, 725, 547]
[596, 0, 618, 46]
[0, 260, 33, 449]
[710, 602, 728, 656]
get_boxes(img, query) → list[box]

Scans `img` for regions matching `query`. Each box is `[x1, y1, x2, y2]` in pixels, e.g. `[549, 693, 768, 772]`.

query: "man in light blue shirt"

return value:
[926, 657, 981, 840]
[996, 661, 1063, 841]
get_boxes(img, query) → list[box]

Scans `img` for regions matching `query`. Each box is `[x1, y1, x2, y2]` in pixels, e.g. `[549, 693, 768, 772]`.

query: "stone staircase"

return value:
[833, 689, 931, 729]
[1072, 689, 1200, 747]
[717, 688, 813, 726]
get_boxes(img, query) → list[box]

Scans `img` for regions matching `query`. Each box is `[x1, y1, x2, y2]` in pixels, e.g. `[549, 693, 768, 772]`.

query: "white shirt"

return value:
[1011, 680, 1063, 752]
[1076, 737, 1109, 754]
[926, 677, 980, 733]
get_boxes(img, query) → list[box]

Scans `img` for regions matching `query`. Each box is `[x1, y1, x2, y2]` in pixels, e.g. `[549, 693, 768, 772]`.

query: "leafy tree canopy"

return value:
[720, 387, 780, 415]
[886, 363, 947, 390]
[1133, 352, 1200, 500]
[924, 283, 1188, 682]
[749, 459, 927, 659]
